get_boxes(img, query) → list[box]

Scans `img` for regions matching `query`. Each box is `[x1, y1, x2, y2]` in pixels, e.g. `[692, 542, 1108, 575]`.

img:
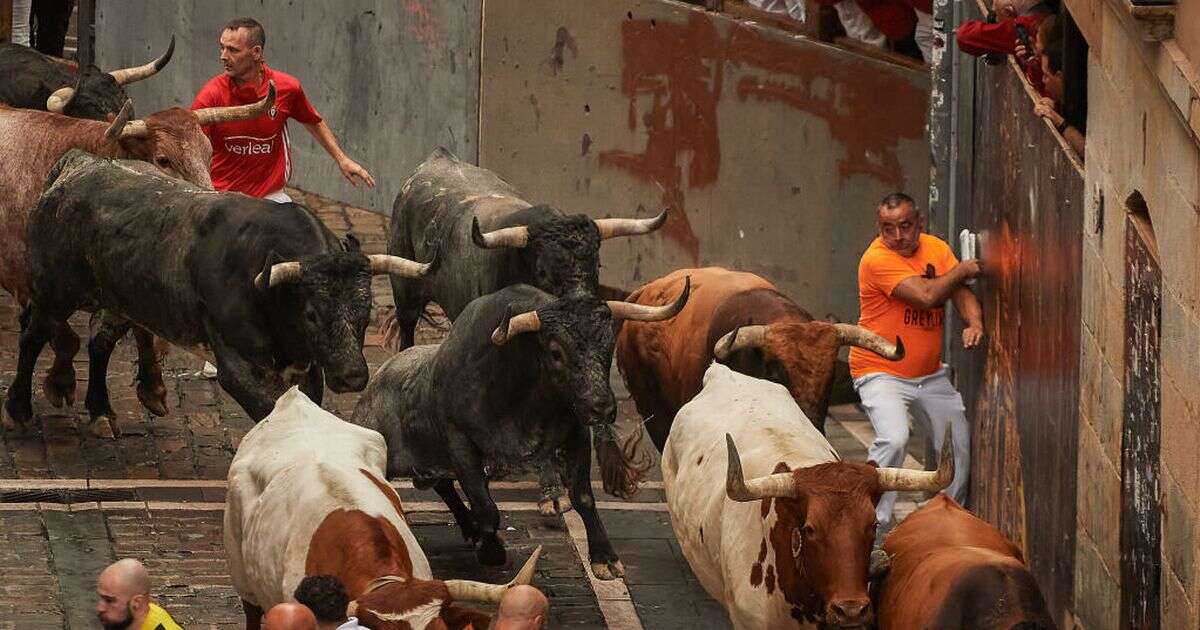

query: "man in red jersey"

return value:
[192, 17, 375, 203]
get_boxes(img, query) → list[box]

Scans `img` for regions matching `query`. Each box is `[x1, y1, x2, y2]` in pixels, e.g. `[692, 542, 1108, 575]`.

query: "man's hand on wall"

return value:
[339, 158, 376, 188]
[962, 325, 984, 349]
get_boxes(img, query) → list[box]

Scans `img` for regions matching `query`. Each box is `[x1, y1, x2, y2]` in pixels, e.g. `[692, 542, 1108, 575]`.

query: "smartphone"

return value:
[1014, 24, 1032, 55]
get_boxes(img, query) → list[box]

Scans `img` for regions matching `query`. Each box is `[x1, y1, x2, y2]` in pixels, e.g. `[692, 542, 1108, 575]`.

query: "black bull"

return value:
[0, 36, 174, 120]
[384, 147, 667, 504]
[352, 281, 689, 581]
[2, 150, 432, 430]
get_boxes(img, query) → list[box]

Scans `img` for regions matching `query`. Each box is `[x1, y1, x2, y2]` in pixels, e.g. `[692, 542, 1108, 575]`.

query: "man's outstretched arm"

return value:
[891, 259, 982, 310]
[301, 120, 376, 188]
[951, 286, 984, 348]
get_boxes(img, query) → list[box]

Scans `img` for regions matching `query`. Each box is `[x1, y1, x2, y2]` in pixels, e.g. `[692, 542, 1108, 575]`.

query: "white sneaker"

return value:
[201, 361, 218, 379]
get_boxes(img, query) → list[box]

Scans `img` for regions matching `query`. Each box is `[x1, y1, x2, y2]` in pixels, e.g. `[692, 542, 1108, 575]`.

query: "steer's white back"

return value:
[224, 387, 432, 609]
[662, 363, 836, 629]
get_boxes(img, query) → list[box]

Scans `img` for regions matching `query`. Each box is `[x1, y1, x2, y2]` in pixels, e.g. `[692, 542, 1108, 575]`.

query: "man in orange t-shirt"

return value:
[849, 193, 983, 534]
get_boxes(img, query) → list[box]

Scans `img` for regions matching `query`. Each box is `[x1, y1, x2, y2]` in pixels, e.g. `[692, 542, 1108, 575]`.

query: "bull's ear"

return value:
[343, 233, 361, 252]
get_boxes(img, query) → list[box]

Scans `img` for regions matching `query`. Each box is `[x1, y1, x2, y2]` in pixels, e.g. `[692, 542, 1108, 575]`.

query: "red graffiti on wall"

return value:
[600, 13, 927, 261]
[404, 0, 442, 51]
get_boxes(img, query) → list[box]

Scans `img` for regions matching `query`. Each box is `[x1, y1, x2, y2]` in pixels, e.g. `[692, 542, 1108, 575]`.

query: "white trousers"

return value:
[834, 0, 886, 48]
[854, 366, 970, 527]
[914, 9, 934, 63]
[12, 0, 32, 46]
[264, 189, 293, 203]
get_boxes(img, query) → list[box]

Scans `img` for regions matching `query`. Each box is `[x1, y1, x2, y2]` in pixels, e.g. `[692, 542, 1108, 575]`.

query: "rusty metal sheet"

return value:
[1120, 214, 1162, 630]
[952, 45, 1084, 621]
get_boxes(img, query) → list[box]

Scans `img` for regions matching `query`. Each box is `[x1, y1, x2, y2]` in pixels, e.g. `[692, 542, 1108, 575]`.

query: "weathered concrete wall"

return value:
[1073, 1, 1200, 628]
[478, 0, 930, 320]
[94, 0, 480, 213]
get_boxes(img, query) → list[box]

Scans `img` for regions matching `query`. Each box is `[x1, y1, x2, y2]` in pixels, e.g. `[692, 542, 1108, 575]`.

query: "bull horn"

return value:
[472, 216, 529, 249]
[46, 85, 76, 113]
[345, 600, 358, 618]
[117, 119, 152, 139]
[834, 323, 904, 360]
[713, 325, 769, 360]
[194, 81, 276, 126]
[725, 434, 796, 502]
[491, 310, 541, 345]
[444, 545, 543, 603]
[368, 254, 433, 278]
[103, 100, 135, 141]
[109, 34, 175, 85]
[607, 275, 690, 322]
[254, 261, 302, 289]
[594, 208, 668, 239]
[876, 429, 955, 492]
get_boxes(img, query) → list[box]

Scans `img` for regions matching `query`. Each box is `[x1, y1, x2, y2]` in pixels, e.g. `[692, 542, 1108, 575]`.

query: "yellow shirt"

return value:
[849, 233, 959, 379]
[142, 603, 183, 630]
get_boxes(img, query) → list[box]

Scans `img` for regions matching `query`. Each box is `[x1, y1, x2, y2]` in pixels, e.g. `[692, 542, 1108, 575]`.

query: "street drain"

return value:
[0, 488, 138, 503]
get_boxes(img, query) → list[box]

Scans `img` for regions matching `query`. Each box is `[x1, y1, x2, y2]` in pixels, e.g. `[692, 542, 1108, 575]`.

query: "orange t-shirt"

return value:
[849, 234, 959, 379]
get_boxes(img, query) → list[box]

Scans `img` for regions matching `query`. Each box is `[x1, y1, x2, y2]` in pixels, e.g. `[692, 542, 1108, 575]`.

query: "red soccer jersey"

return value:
[191, 65, 322, 198]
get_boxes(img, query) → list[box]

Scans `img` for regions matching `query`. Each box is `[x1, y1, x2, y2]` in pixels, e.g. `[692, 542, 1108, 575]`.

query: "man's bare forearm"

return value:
[892, 262, 976, 310]
[951, 286, 982, 328]
[302, 120, 348, 164]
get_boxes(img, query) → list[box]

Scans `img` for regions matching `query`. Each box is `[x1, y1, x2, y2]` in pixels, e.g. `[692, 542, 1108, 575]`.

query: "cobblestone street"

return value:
[0, 189, 925, 629]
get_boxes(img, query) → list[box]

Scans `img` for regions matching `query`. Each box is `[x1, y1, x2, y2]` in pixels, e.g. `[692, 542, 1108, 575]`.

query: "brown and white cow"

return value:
[225, 387, 542, 630]
[0, 86, 272, 423]
[662, 363, 951, 629]
[875, 495, 1054, 629]
[614, 267, 901, 491]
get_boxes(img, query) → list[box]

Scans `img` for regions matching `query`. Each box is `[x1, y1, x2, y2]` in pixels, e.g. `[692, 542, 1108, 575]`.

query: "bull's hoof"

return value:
[476, 537, 507, 566]
[89, 415, 118, 439]
[538, 494, 573, 516]
[590, 559, 626, 581]
[41, 369, 76, 409]
[137, 380, 169, 417]
[2, 396, 33, 431]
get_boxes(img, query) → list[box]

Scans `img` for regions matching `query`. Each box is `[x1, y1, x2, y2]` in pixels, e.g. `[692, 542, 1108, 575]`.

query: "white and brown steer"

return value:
[225, 387, 541, 630]
[662, 364, 952, 629]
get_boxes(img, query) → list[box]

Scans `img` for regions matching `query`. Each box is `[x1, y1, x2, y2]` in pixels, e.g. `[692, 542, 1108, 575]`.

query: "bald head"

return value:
[264, 603, 318, 630]
[493, 585, 549, 630]
[100, 558, 151, 597]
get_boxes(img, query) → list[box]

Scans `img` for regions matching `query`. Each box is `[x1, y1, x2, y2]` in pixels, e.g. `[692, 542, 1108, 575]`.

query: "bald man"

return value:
[96, 558, 182, 630]
[264, 602, 319, 630]
[491, 585, 548, 630]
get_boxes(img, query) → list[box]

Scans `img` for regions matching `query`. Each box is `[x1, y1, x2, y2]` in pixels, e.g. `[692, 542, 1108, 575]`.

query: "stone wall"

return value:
[1073, 1, 1200, 627]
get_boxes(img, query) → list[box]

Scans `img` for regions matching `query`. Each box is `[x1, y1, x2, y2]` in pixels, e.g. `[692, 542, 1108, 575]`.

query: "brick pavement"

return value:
[0, 187, 927, 628]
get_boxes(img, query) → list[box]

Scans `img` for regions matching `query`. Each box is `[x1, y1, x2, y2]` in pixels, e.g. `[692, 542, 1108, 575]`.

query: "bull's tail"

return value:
[594, 423, 655, 499]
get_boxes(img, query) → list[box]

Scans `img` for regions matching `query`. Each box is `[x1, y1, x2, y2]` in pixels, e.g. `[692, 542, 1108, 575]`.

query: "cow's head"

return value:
[348, 547, 542, 630]
[725, 431, 954, 628]
[713, 322, 903, 419]
[472, 208, 667, 294]
[491, 276, 691, 426]
[99, 80, 279, 191]
[255, 237, 436, 392]
[46, 35, 175, 121]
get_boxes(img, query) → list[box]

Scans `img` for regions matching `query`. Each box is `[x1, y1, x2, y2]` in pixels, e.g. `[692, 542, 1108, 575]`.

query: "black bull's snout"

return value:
[319, 332, 371, 393]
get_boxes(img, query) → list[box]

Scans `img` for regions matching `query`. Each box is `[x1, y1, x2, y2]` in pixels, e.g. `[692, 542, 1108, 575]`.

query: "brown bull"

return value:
[876, 495, 1055, 629]
[616, 267, 902, 451]
[0, 87, 273, 428]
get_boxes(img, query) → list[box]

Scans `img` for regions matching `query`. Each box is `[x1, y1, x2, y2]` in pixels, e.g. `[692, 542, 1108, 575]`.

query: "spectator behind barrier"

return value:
[1031, 17, 1086, 157]
[956, 0, 1055, 92]
[492, 585, 549, 630]
[95, 558, 183, 630]
[264, 602, 319, 630]
[294, 575, 363, 630]
[747, 0, 807, 22]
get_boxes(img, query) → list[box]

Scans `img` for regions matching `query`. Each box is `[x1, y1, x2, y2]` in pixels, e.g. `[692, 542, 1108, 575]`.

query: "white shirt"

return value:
[746, 0, 806, 22]
[336, 618, 364, 630]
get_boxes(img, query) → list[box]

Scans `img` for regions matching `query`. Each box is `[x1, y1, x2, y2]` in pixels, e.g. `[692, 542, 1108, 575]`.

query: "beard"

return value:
[99, 604, 135, 630]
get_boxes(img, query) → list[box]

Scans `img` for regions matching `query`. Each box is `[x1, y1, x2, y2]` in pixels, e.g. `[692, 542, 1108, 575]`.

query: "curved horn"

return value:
[607, 275, 690, 322]
[444, 545, 543, 603]
[834, 323, 905, 361]
[594, 208, 669, 240]
[103, 99, 135, 141]
[491, 310, 541, 345]
[876, 429, 955, 492]
[472, 216, 529, 249]
[725, 434, 796, 502]
[368, 254, 433, 278]
[117, 119, 152, 139]
[254, 261, 302, 289]
[713, 324, 769, 360]
[345, 600, 358, 618]
[109, 34, 175, 85]
[46, 83, 77, 113]
[194, 81, 275, 126]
